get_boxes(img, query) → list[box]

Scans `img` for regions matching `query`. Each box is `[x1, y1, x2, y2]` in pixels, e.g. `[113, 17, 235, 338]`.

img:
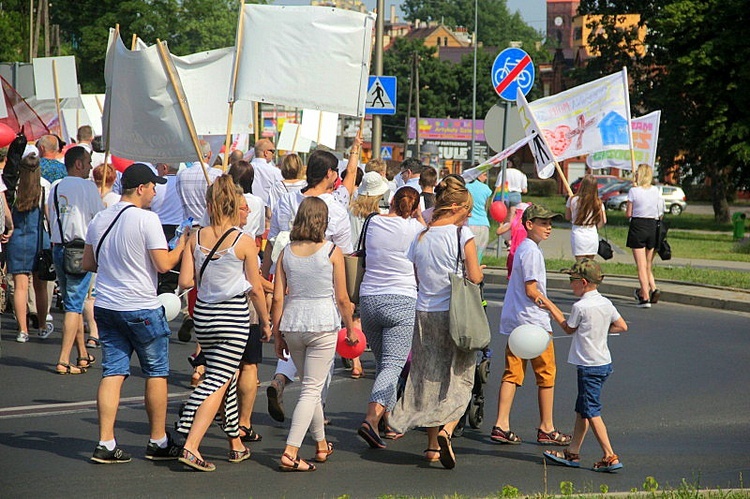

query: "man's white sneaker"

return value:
[38, 321, 54, 339]
[16, 332, 29, 343]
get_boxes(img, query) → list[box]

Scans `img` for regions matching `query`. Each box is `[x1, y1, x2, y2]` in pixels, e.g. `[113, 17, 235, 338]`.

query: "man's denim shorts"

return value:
[575, 364, 613, 419]
[53, 245, 92, 314]
[94, 306, 171, 378]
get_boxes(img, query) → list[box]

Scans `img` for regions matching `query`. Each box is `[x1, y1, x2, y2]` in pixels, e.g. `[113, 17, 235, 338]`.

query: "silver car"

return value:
[605, 184, 687, 215]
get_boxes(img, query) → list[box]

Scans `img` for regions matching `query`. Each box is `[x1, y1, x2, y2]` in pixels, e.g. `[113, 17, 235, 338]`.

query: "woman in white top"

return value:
[626, 164, 665, 308]
[93, 164, 120, 208]
[356, 186, 424, 449]
[389, 175, 483, 469]
[176, 175, 270, 472]
[271, 196, 355, 472]
[565, 174, 606, 261]
[228, 160, 265, 239]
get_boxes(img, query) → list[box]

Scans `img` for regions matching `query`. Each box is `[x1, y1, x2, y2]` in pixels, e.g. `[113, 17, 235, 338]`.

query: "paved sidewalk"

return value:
[486, 227, 750, 313]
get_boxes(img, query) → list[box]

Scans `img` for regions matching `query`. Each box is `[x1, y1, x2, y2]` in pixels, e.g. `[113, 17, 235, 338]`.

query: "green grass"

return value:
[483, 255, 750, 290]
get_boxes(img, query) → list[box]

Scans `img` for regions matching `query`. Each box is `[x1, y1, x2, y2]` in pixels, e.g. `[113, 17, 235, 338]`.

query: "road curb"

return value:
[483, 268, 750, 314]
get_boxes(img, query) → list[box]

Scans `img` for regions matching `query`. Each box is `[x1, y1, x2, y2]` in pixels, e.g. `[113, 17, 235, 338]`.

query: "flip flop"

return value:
[358, 421, 386, 449]
[544, 449, 580, 468]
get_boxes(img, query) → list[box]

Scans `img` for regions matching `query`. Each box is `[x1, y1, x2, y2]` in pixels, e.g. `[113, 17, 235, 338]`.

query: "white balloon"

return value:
[508, 324, 551, 359]
[157, 293, 181, 322]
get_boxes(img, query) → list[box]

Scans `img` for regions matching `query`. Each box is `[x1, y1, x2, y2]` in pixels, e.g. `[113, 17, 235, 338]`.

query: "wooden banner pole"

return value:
[51, 59, 63, 138]
[223, 0, 246, 171]
[156, 38, 210, 184]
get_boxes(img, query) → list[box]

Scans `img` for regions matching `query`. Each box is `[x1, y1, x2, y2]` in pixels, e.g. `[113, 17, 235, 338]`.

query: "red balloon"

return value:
[111, 155, 134, 173]
[489, 200, 508, 223]
[0, 123, 16, 148]
[337, 327, 366, 359]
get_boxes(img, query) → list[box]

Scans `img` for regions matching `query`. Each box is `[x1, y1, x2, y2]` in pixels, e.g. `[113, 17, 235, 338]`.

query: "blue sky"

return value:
[273, 0, 547, 33]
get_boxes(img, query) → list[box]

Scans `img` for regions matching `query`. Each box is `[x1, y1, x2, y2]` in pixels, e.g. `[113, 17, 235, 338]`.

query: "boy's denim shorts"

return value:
[94, 306, 171, 378]
[575, 364, 613, 419]
[53, 245, 92, 314]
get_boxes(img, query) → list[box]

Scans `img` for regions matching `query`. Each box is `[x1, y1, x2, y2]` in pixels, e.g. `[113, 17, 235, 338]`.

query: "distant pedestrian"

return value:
[542, 259, 628, 472]
[565, 174, 606, 261]
[625, 164, 665, 308]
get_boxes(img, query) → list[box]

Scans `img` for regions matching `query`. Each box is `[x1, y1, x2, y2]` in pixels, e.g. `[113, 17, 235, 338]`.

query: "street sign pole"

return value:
[372, 0, 384, 159]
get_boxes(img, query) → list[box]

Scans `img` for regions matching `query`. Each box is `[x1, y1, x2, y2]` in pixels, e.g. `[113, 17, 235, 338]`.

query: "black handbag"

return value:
[35, 187, 56, 281]
[597, 224, 613, 260]
[53, 185, 86, 275]
[657, 219, 672, 260]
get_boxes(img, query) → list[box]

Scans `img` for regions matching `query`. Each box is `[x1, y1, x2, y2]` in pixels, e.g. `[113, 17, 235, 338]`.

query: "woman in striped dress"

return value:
[176, 175, 271, 472]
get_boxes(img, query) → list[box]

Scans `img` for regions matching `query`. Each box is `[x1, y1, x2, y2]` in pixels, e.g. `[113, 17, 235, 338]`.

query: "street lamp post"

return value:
[372, 0, 384, 158]
[470, 0, 478, 165]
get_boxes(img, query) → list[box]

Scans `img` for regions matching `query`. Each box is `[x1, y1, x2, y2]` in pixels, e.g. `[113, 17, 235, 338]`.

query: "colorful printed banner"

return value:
[586, 110, 660, 170]
[408, 118, 486, 141]
[520, 69, 630, 163]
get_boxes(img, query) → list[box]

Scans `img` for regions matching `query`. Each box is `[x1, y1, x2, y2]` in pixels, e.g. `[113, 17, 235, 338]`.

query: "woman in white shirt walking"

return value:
[566, 174, 606, 261]
[356, 186, 424, 449]
[389, 175, 483, 469]
[271, 196, 356, 472]
[626, 164, 665, 308]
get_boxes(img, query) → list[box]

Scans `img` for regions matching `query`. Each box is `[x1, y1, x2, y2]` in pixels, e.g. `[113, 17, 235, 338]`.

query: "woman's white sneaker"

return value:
[16, 332, 30, 343]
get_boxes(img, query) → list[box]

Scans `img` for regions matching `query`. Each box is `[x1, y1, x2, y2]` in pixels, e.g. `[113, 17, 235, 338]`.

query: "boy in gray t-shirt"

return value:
[544, 259, 628, 473]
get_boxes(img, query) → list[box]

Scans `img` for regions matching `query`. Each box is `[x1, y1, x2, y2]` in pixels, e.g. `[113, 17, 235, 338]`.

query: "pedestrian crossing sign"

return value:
[380, 146, 393, 159]
[365, 76, 397, 115]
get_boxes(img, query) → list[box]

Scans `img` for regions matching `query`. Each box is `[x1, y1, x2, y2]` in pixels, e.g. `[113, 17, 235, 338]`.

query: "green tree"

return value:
[0, 1, 31, 62]
[578, 0, 750, 222]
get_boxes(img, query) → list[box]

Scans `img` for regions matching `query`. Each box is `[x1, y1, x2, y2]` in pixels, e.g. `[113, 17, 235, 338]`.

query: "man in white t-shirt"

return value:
[174, 140, 222, 221]
[152, 163, 183, 295]
[250, 139, 282, 211]
[83, 163, 187, 464]
[48, 146, 104, 375]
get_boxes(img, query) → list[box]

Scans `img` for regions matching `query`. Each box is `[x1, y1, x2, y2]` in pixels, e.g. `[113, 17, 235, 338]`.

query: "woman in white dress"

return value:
[566, 174, 606, 261]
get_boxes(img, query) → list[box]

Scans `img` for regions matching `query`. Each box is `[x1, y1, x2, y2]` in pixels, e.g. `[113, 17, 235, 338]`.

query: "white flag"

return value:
[517, 89, 556, 179]
[461, 134, 537, 183]
[233, 5, 375, 117]
[525, 69, 631, 162]
[103, 31, 197, 163]
[587, 110, 660, 170]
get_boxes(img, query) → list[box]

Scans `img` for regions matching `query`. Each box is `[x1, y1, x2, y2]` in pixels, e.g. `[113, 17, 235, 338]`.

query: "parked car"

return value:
[599, 180, 632, 202]
[570, 175, 624, 196]
[605, 184, 688, 215]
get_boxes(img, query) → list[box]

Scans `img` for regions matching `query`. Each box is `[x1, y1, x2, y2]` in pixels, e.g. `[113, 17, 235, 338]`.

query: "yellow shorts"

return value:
[501, 339, 556, 388]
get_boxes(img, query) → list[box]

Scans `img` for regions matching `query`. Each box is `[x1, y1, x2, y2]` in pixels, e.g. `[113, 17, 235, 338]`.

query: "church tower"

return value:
[547, 0, 580, 50]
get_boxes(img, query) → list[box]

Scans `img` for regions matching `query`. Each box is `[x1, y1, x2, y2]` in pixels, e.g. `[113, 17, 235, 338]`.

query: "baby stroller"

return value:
[452, 348, 491, 437]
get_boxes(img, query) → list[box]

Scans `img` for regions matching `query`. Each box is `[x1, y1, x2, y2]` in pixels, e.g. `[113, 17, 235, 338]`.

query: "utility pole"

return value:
[28, 0, 33, 62]
[372, 0, 384, 159]
[403, 54, 414, 159]
[470, 0, 478, 164]
[43, 0, 50, 56]
[415, 52, 421, 159]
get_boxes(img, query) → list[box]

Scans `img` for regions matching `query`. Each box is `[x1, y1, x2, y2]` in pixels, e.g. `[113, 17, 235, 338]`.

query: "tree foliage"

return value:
[577, 0, 750, 222]
[48, 0, 250, 93]
[0, 1, 31, 62]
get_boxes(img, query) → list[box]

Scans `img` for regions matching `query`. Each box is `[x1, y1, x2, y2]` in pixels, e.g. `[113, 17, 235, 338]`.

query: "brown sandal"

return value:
[537, 428, 572, 446]
[593, 454, 623, 472]
[544, 449, 581, 468]
[279, 453, 316, 472]
[55, 363, 86, 375]
[313, 442, 334, 463]
[423, 448, 440, 462]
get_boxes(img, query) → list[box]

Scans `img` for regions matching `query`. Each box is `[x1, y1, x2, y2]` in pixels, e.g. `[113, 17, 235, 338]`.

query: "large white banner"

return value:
[169, 47, 255, 136]
[587, 110, 660, 170]
[32, 56, 79, 100]
[523, 69, 630, 163]
[103, 30, 197, 163]
[233, 5, 375, 117]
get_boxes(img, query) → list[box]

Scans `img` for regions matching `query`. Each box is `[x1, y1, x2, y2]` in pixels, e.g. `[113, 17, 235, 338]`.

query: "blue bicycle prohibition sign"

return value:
[491, 47, 535, 101]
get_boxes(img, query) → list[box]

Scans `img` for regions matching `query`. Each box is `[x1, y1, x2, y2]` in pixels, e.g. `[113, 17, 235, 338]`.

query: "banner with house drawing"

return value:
[587, 110, 660, 170]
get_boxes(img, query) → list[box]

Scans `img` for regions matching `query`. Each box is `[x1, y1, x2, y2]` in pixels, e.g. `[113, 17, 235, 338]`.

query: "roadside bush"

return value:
[527, 178, 557, 197]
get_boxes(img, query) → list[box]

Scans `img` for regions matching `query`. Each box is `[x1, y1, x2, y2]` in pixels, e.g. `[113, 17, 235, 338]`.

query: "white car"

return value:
[605, 185, 687, 215]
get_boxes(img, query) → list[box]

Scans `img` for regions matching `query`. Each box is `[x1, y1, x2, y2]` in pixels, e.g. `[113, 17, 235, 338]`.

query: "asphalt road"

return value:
[1, 284, 749, 498]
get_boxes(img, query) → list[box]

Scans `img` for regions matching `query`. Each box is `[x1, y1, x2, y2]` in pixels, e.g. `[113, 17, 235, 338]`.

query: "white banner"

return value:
[169, 47, 254, 136]
[277, 123, 312, 153]
[300, 110, 338, 149]
[103, 30, 197, 163]
[233, 5, 375, 117]
[80, 94, 105, 136]
[517, 89, 556, 179]
[524, 69, 631, 162]
[587, 110, 660, 170]
[32, 56, 79, 100]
